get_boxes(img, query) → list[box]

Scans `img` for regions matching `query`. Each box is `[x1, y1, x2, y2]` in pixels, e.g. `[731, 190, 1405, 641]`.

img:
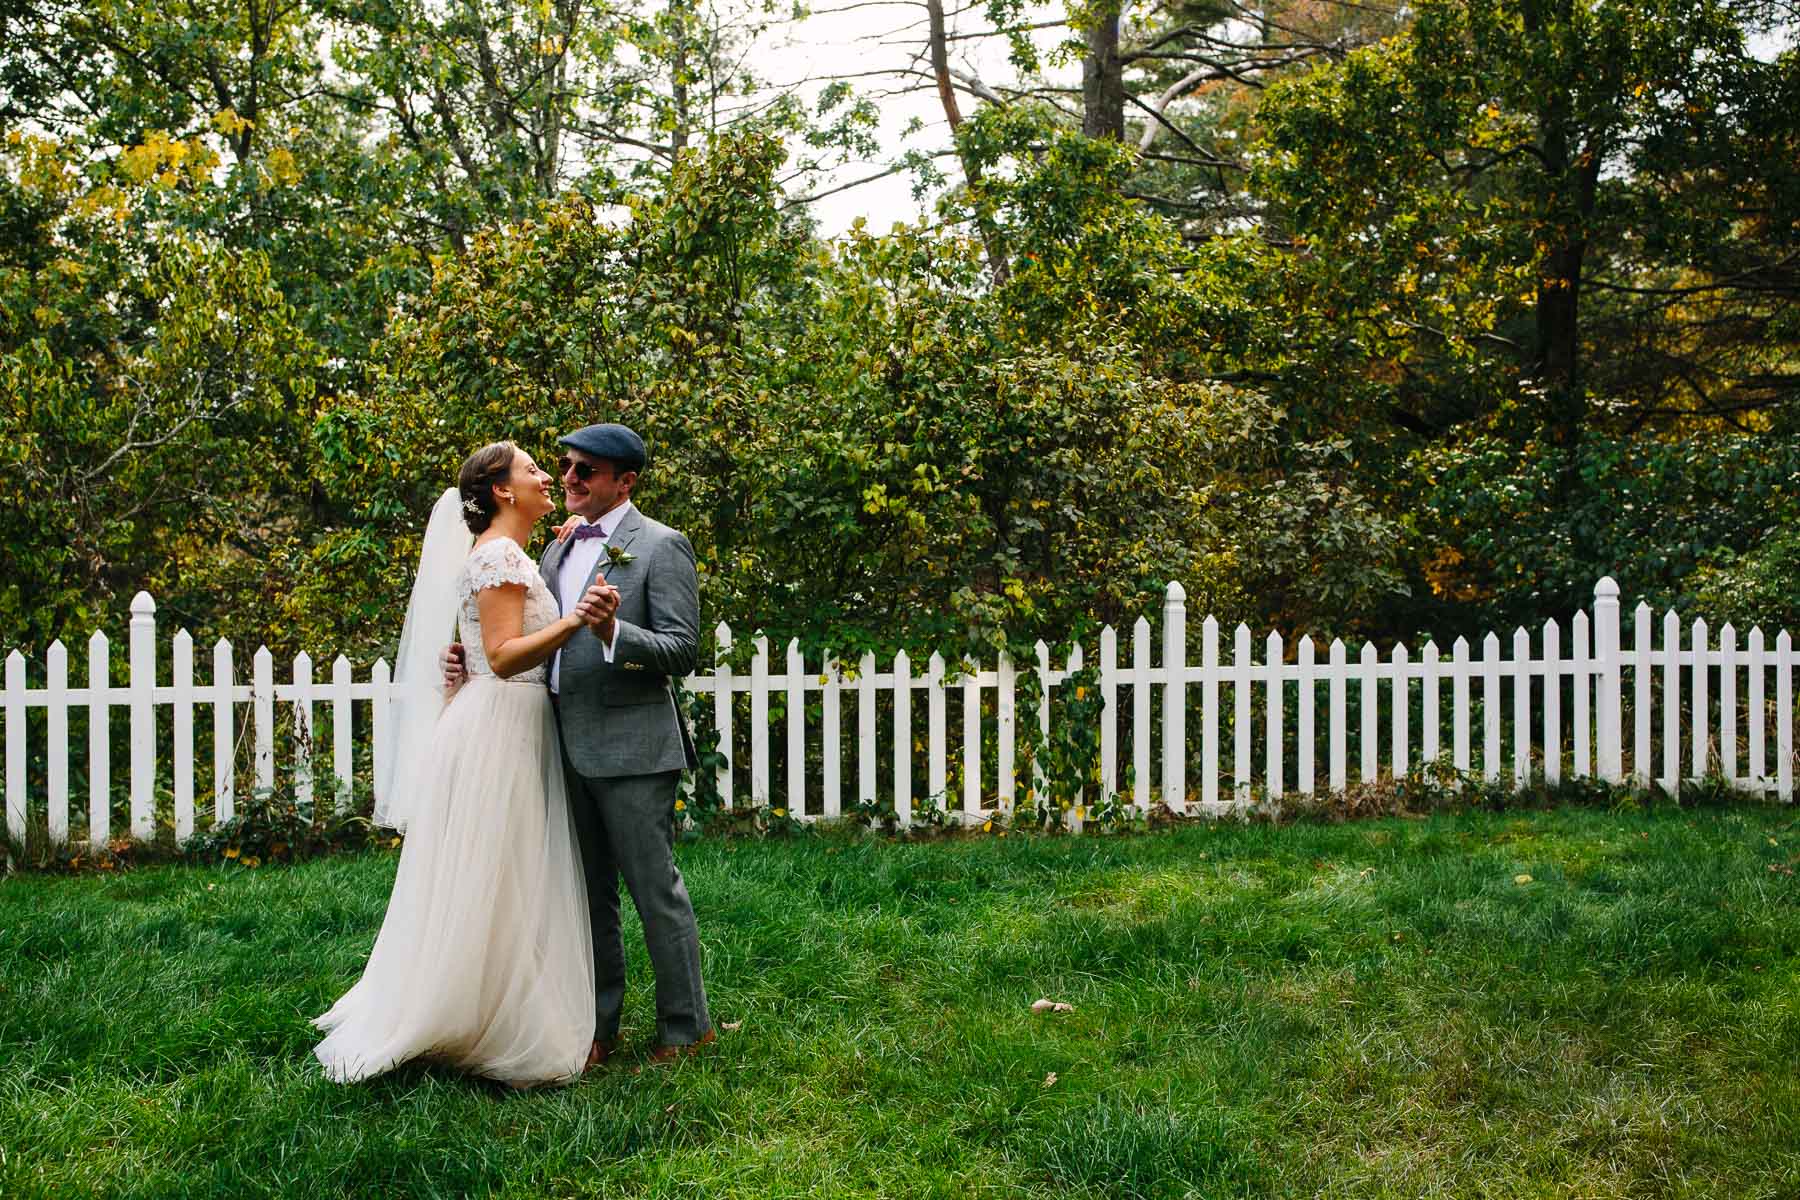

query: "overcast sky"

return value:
[753, 1, 1077, 236]
[748, 4, 1795, 238]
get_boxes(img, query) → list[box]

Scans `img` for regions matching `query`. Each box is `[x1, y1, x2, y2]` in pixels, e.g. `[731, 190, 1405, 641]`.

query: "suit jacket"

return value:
[542, 505, 699, 778]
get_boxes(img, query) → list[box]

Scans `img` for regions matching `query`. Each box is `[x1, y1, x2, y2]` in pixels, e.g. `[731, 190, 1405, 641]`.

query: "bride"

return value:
[314, 441, 602, 1086]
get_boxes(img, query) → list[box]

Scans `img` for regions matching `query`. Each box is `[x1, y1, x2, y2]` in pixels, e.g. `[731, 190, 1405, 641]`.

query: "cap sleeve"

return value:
[463, 538, 540, 596]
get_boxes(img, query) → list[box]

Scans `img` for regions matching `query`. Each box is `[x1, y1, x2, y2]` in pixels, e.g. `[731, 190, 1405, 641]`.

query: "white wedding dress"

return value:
[313, 537, 595, 1086]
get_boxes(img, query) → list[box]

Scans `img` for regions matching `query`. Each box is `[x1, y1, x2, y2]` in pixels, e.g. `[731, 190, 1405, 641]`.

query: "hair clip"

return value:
[462, 497, 483, 516]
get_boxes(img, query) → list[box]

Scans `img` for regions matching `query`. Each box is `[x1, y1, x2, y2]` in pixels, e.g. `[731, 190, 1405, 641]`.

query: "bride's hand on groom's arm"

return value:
[440, 644, 467, 697]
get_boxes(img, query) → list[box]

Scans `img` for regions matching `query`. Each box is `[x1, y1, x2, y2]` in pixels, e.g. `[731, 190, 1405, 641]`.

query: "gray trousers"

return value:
[563, 763, 711, 1046]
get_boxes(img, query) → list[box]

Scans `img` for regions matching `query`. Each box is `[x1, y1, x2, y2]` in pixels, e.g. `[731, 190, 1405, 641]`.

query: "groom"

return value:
[447, 422, 713, 1067]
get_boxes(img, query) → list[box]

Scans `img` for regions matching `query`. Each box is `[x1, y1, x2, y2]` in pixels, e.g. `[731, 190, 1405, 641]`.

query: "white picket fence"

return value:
[2, 577, 1795, 848]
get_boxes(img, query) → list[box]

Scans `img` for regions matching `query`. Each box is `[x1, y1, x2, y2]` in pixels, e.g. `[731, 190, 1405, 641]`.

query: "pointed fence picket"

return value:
[3, 579, 1797, 848]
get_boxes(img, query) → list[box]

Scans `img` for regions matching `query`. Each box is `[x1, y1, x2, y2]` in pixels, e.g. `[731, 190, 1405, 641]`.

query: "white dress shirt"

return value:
[549, 500, 633, 694]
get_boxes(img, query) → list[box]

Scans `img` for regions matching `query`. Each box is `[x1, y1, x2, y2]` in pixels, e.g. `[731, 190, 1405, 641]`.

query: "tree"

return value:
[1255, 0, 1799, 442]
[0, 132, 321, 653]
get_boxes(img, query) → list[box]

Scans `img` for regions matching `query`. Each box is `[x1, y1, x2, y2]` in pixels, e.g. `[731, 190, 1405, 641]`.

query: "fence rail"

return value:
[3, 578, 1795, 849]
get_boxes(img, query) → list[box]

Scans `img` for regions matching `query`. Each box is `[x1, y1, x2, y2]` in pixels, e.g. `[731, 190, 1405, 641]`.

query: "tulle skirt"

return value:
[313, 675, 595, 1085]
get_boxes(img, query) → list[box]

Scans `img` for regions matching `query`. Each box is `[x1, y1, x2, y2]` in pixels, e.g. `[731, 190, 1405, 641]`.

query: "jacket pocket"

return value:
[600, 680, 671, 707]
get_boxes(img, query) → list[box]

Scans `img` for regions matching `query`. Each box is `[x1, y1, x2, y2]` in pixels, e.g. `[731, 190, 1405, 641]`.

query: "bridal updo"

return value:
[457, 441, 518, 534]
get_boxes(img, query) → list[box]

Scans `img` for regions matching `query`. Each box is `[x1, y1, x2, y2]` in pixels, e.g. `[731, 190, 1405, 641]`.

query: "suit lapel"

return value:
[540, 532, 567, 594]
[585, 506, 645, 591]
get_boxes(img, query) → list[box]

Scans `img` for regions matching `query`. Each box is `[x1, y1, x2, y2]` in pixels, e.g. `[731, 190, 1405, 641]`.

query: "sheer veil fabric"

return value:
[374, 486, 469, 832]
[314, 521, 595, 1086]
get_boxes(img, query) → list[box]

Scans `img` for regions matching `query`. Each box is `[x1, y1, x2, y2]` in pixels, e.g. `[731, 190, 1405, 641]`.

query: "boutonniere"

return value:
[605, 544, 636, 567]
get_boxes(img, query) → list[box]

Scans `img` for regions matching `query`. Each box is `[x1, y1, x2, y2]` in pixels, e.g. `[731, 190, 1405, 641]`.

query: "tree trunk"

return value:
[671, 0, 691, 160]
[1081, 5, 1124, 140]
[1524, 0, 1587, 448]
[925, 0, 1010, 285]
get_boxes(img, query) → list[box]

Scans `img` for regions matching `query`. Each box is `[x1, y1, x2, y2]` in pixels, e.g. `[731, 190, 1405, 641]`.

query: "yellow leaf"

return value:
[1514, 873, 1532, 885]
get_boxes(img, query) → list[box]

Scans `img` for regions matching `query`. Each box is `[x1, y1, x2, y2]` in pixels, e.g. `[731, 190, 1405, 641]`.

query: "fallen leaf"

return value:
[721, 1021, 743, 1031]
[1514, 874, 1533, 885]
[1031, 998, 1074, 1014]
[1042, 1072, 1057, 1088]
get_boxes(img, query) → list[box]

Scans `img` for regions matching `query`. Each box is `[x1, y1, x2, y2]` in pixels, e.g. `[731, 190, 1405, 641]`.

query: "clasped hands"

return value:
[438, 579, 621, 694]
[573, 579, 621, 638]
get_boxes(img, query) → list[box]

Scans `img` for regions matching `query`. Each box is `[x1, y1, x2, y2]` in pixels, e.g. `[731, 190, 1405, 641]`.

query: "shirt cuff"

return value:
[599, 624, 619, 663]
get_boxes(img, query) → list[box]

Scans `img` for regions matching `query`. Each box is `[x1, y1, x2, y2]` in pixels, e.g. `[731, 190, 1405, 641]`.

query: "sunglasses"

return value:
[556, 456, 609, 482]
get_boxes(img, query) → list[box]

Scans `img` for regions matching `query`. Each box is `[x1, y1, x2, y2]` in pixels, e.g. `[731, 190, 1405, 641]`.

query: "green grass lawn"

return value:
[3, 806, 1798, 1199]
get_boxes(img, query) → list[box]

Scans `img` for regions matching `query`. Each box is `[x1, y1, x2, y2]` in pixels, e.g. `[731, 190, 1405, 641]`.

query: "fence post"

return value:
[1132, 618, 1151, 811]
[129, 592, 156, 839]
[1161, 582, 1187, 814]
[293, 652, 314, 813]
[89, 631, 110, 848]
[825, 654, 843, 820]
[751, 635, 769, 808]
[215, 640, 237, 824]
[1777, 631, 1793, 802]
[1266, 630, 1284, 803]
[893, 649, 912, 826]
[996, 648, 1016, 814]
[1033, 640, 1051, 810]
[174, 632, 195, 841]
[960, 657, 980, 820]
[859, 650, 878, 811]
[253, 646, 274, 792]
[1201, 612, 1218, 813]
[1100, 625, 1118, 804]
[1595, 577, 1623, 783]
[1297, 635, 1315, 795]
[1512, 626, 1530, 788]
[715, 622, 733, 809]
[927, 650, 946, 815]
[48, 641, 68, 844]
[788, 639, 806, 819]
[331, 655, 353, 814]
[5, 650, 23, 845]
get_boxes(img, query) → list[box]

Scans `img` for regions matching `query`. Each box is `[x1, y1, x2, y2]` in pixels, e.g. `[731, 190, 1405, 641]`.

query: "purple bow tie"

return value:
[569, 523, 608, 543]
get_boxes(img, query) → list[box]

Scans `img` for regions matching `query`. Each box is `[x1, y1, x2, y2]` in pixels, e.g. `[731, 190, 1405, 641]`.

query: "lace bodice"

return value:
[458, 537, 560, 683]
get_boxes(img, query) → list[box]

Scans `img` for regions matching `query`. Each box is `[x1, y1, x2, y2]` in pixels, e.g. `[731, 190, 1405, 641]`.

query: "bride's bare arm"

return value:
[476, 585, 583, 679]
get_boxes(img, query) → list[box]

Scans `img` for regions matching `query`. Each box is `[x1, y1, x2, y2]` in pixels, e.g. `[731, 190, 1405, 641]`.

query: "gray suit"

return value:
[542, 505, 709, 1047]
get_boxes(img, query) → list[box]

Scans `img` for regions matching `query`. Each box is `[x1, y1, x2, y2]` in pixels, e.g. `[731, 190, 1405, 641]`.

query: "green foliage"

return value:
[309, 129, 1401, 664]
[1406, 430, 1800, 629]
[182, 782, 387, 869]
[2, 1, 1797, 672]
[0, 131, 323, 653]
[1690, 520, 1800, 636]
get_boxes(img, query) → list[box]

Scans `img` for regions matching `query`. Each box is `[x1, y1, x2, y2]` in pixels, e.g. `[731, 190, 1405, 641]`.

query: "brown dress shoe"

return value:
[644, 1028, 717, 1065]
[584, 1039, 617, 1071]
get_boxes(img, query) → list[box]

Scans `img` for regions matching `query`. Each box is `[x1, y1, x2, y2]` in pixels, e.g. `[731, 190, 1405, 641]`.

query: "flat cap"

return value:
[558, 422, 647, 472]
